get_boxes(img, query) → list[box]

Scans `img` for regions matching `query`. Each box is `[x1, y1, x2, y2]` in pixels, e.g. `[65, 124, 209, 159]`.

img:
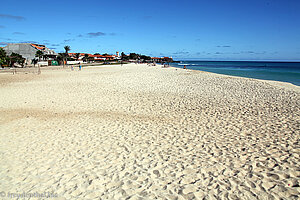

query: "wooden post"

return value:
[38, 64, 41, 75]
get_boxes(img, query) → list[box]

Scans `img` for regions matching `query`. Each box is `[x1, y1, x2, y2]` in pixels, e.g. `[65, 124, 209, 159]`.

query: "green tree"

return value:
[9, 53, 25, 67]
[129, 53, 139, 60]
[0, 48, 9, 68]
[140, 55, 151, 61]
[121, 52, 128, 61]
[35, 50, 44, 61]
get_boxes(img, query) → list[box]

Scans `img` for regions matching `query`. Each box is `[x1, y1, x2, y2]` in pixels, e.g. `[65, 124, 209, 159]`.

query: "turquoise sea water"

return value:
[171, 61, 300, 86]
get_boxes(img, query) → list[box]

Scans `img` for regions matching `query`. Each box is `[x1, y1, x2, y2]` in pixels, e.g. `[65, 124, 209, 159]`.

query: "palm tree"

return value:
[64, 45, 70, 54]
[63, 45, 71, 67]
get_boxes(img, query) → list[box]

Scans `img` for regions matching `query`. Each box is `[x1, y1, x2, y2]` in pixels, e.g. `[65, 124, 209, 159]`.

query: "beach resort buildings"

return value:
[1, 42, 174, 66]
[2, 43, 57, 64]
[68, 52, 121, 62]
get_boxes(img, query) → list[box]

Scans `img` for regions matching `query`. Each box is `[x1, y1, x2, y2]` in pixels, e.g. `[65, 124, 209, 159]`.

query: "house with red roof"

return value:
[68, 52, 119, 62]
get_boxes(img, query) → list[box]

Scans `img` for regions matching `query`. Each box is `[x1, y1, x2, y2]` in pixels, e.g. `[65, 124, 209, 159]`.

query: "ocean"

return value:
[170, 61, 300, 86]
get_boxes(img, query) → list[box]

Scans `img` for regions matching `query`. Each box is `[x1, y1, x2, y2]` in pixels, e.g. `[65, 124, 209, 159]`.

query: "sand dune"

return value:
[0, 64, 299, 199]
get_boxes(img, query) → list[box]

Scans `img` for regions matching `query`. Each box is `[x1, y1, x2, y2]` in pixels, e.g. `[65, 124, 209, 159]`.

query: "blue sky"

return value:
[1, 0, 300, 60]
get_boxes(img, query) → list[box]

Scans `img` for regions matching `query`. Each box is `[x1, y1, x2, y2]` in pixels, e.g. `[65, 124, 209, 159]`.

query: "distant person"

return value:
[183, 65, 187, 69]
[79, 64, 82, 71]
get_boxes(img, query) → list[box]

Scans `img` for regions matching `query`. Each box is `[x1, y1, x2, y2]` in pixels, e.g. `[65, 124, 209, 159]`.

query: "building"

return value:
[68, 53, 120, 62]
[68, 53, 91, 60]
[3, 43, 57, 63]
[151, 56, 173, 63]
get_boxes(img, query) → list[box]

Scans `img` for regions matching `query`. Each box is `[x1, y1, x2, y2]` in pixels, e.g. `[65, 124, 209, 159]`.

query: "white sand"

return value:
[0, 64, 299, 199]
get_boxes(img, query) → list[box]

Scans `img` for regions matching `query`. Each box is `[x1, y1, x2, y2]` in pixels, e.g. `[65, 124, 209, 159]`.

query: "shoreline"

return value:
[168, 65, 300, 91]
[170, 60, 300, 88]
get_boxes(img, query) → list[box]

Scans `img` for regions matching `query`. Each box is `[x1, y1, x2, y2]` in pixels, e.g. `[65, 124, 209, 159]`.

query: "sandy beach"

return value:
[0, 64, 299, 199]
